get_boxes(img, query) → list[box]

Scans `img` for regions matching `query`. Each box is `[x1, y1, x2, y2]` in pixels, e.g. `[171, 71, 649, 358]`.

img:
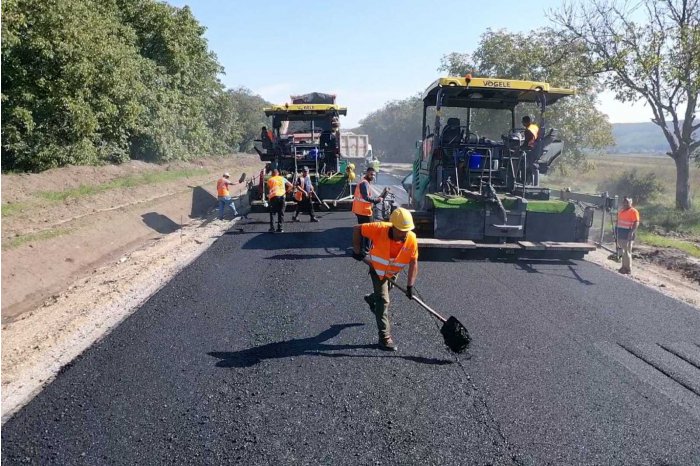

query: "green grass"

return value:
[1, 202, 29, 218]
[36, 168, 208, 202]
[3, 228, 73, 250]
[636, 231, 700, 258]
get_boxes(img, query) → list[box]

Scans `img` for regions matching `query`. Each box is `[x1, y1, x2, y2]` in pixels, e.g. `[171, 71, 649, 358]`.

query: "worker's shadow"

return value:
[209, 323, 453, 368]
[141, 212, 180, 234]
[241, 227, 351, 250]
[512, 260, 594, 285]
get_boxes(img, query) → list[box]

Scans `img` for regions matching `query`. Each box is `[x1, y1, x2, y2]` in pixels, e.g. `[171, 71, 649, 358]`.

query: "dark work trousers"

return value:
[356, 214, 372, 253]
[294, 195, 315, 220]
[269, 196, 286, 227]
[365, 271, 392, 339]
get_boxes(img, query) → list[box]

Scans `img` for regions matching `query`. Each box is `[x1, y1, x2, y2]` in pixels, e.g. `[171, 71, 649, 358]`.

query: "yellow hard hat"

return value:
[390, 208, 414, 231]
[348, 163, 355, 170]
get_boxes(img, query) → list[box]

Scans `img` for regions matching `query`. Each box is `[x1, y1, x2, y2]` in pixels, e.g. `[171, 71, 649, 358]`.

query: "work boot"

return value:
[276, 225, 284, 233]
[310, 217, 319, 222]
[618, 267, 630, 274]
[268, 226, 275, 233]
[292, 216, 299, 222]
[363, 294, 376, 313]
[379, 335, 397, 351]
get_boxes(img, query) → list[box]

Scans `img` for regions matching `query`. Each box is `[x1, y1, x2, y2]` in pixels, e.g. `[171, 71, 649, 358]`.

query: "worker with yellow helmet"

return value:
[352, 208, 418, 351]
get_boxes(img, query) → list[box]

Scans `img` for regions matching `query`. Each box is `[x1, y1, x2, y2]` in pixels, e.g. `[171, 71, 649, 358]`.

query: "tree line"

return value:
[1, 0, 269, 172]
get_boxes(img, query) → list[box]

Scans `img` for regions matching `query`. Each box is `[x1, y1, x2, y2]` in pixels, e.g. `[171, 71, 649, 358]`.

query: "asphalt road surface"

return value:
[3, 208, 700, 464]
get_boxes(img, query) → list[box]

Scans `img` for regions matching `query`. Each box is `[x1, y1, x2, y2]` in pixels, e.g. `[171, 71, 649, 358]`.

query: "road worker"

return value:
[616, 197, 640, 274]
[352, 166, 384, 225]
[352, 208, 419, 351]
[266, 168, 293, 233]
[260, 126, 275, 150]
[521, 115, 541, 186]
[346, 163, 356, 183]
[292, 166, 318, 223]
[521, 115, 539, 149]
[216, 172, 240, 220]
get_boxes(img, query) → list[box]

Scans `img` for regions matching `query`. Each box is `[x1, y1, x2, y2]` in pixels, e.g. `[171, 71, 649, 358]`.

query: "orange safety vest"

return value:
[363, 222, 418, 279]
[216, 178, 230, 197]
[267, 130, 275, 142]
[526, 123, 539, 148]
[267, 175, 286, 199]
[293, 176, 306, 202]
[352, 179, 373, 216]
[617, 207, 640, 229]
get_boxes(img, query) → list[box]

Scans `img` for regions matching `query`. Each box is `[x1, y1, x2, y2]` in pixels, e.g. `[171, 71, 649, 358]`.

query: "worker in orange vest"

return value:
[521, 115, 541, 186]
[352, 208, 418, 351]
[292, 166, 318, 223]
[616, 197, 640, 274]
[521, 115, 539, 149]
[352, 166, 384, 224]
[216, 172, 241, 220]
[266, 168, 293, 233]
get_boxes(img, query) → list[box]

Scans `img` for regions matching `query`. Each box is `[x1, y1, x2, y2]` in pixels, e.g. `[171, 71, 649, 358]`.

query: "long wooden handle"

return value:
[388, 278, 447, 323]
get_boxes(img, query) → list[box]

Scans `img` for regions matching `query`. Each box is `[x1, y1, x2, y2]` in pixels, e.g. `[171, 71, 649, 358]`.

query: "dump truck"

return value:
[406, 75, 609, 258]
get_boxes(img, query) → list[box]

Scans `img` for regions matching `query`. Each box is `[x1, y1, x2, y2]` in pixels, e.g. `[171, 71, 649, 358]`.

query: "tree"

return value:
[439, 29, 615, 169]
[552, 0, 700, 210]
[226, 88, 271, 153]
[356, 96, 423, 162]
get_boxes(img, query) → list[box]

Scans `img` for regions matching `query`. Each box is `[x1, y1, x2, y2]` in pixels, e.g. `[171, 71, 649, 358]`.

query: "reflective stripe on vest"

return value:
[267, 176, 286, 199]
[217, 178, 229, 197]
[617, 208, 639, 229]
[352, 180, 373, 216]
[367, 224, 417, 279]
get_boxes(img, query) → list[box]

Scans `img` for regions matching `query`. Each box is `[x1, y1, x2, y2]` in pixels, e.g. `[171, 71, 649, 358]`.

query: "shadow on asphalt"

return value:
[240, 227, 351, 250]
[208, 323, 454, 368]
[511, 260, 594, 285]
[263, 251, 347, 260]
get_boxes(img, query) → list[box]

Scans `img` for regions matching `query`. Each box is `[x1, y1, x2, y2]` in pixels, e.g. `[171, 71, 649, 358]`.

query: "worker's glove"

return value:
[405, 286, 414, 299]
[352, 251, 366, 262]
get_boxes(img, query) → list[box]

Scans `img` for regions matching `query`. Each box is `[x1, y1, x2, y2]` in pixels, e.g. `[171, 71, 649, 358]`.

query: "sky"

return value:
[166, 0, 652, 128]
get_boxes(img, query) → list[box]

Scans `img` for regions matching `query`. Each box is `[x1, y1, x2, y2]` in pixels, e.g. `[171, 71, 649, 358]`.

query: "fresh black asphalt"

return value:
[3, 208, 700, 464]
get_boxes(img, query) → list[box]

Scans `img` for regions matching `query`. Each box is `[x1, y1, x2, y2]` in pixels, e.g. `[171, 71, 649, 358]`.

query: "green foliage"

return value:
[597, 169, 664, 205]
[439, 29, 615, 168]
[226, 87, 271, 152]
[356, 95, 423, 162]
[1, 0, 264, 172]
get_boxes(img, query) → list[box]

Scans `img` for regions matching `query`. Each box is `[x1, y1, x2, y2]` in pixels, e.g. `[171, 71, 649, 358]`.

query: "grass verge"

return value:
[1, 202, 29, 218]
[637, 231, 700, 258]
[36, 168, 209, 203]
[3, 228, 73, 250]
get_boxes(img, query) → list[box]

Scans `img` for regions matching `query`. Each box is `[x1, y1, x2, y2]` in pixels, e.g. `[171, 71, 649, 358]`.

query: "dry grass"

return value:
[545, 154, 700, 243]
[545, 154, 700, 206]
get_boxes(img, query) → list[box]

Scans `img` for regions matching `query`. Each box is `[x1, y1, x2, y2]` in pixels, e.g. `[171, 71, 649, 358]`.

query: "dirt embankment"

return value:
[2, 158, 699, 421]
[1, 155, 263, 419]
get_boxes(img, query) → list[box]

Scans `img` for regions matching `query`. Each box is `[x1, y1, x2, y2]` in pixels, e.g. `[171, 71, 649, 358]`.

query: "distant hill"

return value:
[609, 122, 673, 155]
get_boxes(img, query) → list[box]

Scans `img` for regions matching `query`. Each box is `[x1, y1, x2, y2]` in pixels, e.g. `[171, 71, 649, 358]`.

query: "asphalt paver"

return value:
[3, 211, 700, 465]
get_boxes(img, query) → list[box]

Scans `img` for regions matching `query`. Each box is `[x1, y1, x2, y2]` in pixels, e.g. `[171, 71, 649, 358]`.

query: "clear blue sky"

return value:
[166, 0, 651, 128]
